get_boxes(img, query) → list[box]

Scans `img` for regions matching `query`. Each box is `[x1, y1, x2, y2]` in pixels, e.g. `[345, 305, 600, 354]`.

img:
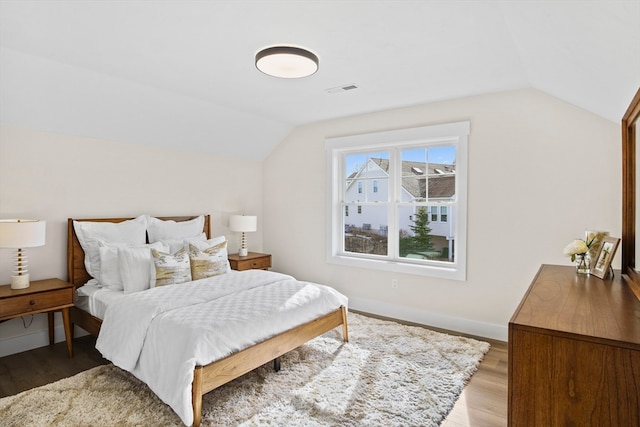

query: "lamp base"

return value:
[11, 274, 30, 289]
[238, 248, 248, 257]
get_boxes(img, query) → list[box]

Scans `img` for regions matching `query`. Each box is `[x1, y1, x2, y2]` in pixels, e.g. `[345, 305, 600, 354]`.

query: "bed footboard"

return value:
[191, 306, 348, 427]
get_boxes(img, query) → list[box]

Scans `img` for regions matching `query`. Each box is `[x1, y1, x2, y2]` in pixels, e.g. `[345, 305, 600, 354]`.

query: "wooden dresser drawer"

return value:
[0, 288, 73, 319]
[228, 253, 272, 271]
[236, 257, 271, 270]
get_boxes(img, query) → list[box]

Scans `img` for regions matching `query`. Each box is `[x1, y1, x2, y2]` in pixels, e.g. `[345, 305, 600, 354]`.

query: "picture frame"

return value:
[590, 236, 620, 279]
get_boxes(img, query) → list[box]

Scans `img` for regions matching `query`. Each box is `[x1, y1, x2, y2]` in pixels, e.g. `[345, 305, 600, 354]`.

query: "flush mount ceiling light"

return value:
[255, 46, 319, 78]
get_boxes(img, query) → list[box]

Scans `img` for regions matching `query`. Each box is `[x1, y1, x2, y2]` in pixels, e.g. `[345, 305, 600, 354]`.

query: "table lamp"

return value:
[0, 219, 46, 289]
[229, 215, 257, 257]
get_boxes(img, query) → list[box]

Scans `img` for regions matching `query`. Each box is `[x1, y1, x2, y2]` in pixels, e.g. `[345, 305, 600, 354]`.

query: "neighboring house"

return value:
[344, 158, 456, 258]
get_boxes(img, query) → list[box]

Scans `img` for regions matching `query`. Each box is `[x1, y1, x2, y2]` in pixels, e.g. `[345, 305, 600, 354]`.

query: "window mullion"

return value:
[388, 149, 399, 259]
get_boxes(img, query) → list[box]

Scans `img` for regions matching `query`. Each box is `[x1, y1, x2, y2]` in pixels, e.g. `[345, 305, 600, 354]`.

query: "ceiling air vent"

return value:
[326, 83, 359, 94]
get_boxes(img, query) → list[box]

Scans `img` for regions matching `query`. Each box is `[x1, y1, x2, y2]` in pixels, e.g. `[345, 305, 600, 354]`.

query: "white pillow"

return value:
[98, 241, 127, 290]
[147, 215, 205, 243]
[189, 235, 227, 251]
[119, 242, 168, 294]
[99, 241, 167, 291]
[162, 232, 207, 253]
[73, 216, 148, 279]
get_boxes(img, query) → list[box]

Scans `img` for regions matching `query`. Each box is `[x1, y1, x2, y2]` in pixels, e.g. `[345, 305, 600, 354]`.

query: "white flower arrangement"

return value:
[563, 240, 588, 261]
[563, 232, 597, 262]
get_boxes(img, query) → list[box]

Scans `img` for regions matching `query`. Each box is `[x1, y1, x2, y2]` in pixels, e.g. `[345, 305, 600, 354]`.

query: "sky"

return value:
[346, 145, 455, 176]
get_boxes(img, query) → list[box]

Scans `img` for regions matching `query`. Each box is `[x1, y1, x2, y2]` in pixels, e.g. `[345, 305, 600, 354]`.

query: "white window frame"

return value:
[325, 121, 469, 280]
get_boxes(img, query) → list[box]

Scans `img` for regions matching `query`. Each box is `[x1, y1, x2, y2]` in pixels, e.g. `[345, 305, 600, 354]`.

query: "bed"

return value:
[67, 215, 348, 426]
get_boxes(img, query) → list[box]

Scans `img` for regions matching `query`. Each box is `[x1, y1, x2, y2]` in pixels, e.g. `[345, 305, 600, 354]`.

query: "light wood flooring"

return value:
[0, 315, 508, 426]
[443, 336, 508, 426]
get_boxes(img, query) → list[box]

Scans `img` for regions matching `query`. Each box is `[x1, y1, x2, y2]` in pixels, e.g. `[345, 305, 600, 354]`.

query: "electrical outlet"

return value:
[391, 279, 398, 289]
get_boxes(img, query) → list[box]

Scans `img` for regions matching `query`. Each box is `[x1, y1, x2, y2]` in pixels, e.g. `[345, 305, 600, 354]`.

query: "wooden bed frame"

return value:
[67, 215, 349, 427]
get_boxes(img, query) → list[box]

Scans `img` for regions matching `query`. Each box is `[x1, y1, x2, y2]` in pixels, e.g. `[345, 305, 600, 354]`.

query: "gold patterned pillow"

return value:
[189, 241, 230, 280]
[151, 247, 192, 287]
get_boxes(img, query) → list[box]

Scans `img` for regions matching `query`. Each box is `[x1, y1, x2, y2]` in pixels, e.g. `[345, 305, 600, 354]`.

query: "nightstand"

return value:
[0, 278, 75, 357]
[228, 252, 271, 271]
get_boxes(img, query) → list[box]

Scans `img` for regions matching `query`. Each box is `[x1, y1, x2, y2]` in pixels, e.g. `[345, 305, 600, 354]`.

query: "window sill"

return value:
[327, 254, 466, 281]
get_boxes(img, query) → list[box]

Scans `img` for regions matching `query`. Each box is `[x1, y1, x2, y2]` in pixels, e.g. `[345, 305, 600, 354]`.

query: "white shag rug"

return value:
[0, 312, 490, 426]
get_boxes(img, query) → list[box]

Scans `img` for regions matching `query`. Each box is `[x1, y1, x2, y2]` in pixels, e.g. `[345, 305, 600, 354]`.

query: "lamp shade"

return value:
[0, 219, 46, 248]
[229, 215, 257, 232]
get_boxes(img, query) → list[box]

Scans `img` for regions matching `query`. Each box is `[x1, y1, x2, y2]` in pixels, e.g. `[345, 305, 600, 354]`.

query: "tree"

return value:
[399, 207, 434, 256]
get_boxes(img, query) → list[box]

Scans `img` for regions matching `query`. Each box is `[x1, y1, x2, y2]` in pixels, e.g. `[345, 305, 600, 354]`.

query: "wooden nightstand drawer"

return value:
[0, 278, 75, 357]
[0, 288, 73, 319]
[228, 252, 271, 271]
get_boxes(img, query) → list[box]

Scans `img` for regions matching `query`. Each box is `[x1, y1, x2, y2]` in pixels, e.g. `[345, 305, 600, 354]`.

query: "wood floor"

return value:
[0, 335, 109, 397]
[443, 336, 508, 426]
[0, 319, 508, 426]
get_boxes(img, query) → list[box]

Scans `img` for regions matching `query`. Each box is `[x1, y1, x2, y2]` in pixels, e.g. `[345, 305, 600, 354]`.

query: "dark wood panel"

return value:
[508, 329, 553, 426]
[622, 87, 640, 295]
[553, 336, 640, 426]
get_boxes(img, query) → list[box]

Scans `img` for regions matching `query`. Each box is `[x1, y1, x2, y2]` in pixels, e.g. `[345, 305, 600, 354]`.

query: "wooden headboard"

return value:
[67, 215, 211, 287]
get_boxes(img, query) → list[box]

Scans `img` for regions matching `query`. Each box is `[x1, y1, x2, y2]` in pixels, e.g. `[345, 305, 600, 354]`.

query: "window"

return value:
[326, 121, 469, 280]
[430, 206, 438, 222]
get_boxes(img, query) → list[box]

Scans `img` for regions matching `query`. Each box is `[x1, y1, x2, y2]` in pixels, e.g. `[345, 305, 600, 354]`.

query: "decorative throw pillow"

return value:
[189, 240, 230, 280]
[147, 215, 204, 243]
[73, 215, 148, 279]
[152, 247, 192, 287]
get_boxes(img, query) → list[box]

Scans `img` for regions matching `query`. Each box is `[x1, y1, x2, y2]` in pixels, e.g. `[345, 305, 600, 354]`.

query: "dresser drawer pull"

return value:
[251, 262, 258, 267]
[29, 300, 36, 306]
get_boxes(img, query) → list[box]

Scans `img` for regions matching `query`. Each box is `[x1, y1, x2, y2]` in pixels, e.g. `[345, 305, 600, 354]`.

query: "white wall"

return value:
[0, 126, 264, 356]
[263, 89, 621, 340]
[0, 88, 622, 356]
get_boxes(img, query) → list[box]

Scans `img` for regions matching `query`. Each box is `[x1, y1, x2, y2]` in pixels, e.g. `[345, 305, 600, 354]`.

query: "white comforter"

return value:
[95, 269, 348, 426]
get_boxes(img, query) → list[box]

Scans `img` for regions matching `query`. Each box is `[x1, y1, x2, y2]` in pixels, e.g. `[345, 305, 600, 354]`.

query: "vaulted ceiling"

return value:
[1, 1, 638, 160]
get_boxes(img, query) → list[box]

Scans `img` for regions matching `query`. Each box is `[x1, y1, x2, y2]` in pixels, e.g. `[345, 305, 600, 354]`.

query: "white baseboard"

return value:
[348, 296, 508, 342]
[0, 325, 89, 358]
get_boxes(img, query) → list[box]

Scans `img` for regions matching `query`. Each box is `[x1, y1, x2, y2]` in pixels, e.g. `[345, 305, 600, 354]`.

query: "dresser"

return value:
[508, 264, 640, 426]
